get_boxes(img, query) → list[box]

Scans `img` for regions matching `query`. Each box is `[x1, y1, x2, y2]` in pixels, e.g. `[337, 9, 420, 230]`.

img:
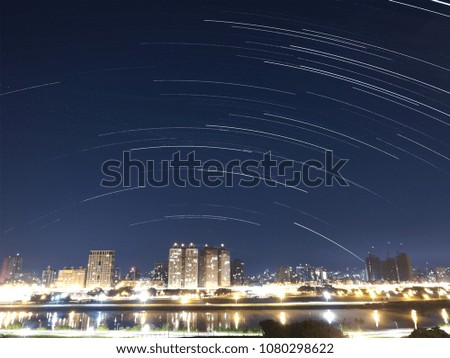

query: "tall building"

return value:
[199, 246, 219, 289]
[0, 254, 22, 283]
[168, 243, 184, 288]
[382, 257, 399, 282]
[365, 253, 382, 282]
[199, 244, 231, 289]
[168, 243, 198, 289]
[231, 259, 245, 286]
[42, 266, 57, 287]
[395, 252, 412, 282]
[55, 267, 86, 289]
[218, 244, 230, 287]
[184, 244, 199, 289]
[86, 250, 115, 288]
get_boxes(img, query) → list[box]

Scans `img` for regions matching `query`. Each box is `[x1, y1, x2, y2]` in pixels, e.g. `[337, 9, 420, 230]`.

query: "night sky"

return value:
[1, 0, 449, 275]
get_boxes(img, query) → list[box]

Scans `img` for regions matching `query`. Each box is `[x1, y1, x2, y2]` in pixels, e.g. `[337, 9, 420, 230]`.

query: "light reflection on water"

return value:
[0, 308, 447, 333]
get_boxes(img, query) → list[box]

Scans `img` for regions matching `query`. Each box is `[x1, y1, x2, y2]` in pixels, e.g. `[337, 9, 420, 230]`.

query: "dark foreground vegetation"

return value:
[259, 319, 345, 338]
[408, 327, 450, 338]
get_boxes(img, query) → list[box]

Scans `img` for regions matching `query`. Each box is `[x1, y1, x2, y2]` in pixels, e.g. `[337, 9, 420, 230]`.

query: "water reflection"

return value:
[0, 308, 447, 334]
[279, 312, 286, 325]
[442, 309, 448, 324]
[323, 310, 334, 324]
[411, 309, 418, 329]
[373, 310, 379, 329]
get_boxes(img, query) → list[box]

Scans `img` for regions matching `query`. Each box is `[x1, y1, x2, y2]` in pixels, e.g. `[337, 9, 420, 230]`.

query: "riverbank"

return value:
[1, 297, 449, 312]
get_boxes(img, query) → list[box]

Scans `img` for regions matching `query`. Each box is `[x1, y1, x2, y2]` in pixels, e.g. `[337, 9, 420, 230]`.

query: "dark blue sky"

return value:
[1, 0, 449, 275]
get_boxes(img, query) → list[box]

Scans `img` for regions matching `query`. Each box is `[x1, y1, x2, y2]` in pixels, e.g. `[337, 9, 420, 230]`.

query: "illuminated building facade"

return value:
[184, 244, 199, 288]
[55, 267, 86, 288]
[199, 244, 231, 289]
[199, 246, 218, 289]
[86, 250, 115, 288]
[168, 243, 198, 289]
[218, 245, 230, 287]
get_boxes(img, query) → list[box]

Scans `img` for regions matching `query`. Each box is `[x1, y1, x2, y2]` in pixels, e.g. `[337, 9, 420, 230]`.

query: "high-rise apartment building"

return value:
[218, 245, 230, 287]
[199, 244, 231, 289]
[86, 250, 115, 288]
[168, 243, 184, 288]
[366, 249, 413, 282]
[184, 244, 199, 288]
[168, 243, 198, 289]
[0, 254, 22, 283]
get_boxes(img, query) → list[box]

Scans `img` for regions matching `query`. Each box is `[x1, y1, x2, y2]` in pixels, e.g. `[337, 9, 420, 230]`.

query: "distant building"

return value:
[56, 267, 86, 289]
[126, 267, 141, 281]
[199, 244, 231, 289]
[168, 243, 199, 289]
[365, 254, 382, 282]
[382, 257, 399, 282]
[0, 254, 22, 283]
[430, 267, 450, 282]
[42, 266, 57, 287]
[151, 262, 168, 283]
[113, 266, 121, 284]
[313, 266, 327, 282]
[275, 266, 291, 283]
[231, 259, 245, 286]
[396, 252, 413, 282]
[86, 250, 115, 288]
[296, 264, 310, 282]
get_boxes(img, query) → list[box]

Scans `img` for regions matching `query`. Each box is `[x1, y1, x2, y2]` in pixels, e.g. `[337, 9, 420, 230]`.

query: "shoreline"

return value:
[1, 298, 449, 312]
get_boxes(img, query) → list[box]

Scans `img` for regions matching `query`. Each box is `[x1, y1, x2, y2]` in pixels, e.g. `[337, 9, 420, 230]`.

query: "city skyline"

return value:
[1, 1, 449, 277]
[0, 238, 442, 277]
[2, 243, 449, 287]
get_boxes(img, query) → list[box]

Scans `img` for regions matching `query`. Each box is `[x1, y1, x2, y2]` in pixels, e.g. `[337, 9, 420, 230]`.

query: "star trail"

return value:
[1, 0, 449, 274]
